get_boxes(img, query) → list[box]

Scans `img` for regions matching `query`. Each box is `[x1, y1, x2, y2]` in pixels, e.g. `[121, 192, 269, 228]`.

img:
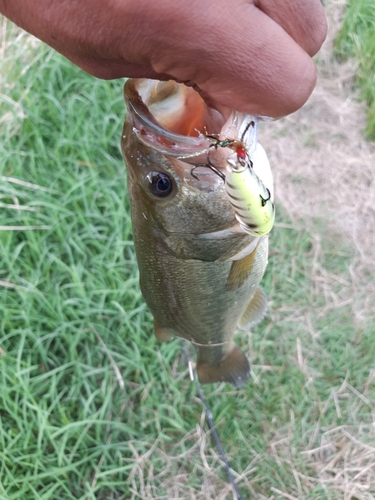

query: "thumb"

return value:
[149, 1, 320, 117]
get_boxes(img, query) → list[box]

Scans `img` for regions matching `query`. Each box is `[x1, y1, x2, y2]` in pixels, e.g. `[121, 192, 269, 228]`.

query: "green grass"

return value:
[334, 0, 375, 139]
[1, 19, 375, 499]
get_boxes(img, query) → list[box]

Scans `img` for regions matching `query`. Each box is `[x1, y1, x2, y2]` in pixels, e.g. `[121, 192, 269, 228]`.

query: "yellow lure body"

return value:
[225, 154, 275, 237]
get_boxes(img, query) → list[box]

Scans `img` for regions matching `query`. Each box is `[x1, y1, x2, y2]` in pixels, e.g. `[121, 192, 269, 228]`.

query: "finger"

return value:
[255, 0, 327, 56]
[65, 56, 171, 80]
[150, 2, 318, 118]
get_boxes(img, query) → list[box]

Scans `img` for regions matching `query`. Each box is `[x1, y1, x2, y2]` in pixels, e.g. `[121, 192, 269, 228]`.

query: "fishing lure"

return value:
[191, 121, 275, 237]
[225, 155, 275, 237]
[204, 120, 254, 165]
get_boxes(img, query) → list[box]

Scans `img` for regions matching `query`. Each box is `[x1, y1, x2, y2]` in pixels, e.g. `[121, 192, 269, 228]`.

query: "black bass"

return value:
[121, 79, 274, 387]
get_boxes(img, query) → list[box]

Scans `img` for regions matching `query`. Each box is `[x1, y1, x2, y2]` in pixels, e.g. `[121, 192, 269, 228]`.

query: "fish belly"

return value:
[133, 211, 268, 386]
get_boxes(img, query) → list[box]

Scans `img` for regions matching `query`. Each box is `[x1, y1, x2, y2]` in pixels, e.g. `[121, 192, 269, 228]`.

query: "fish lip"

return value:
[131, 113, 205, 150]
[124, 79, 209, 155]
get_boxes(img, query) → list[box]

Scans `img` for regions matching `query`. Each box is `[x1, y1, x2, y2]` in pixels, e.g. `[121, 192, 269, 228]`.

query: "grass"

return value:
[1, 12, 375, 500]
[334, 0, 375, 139]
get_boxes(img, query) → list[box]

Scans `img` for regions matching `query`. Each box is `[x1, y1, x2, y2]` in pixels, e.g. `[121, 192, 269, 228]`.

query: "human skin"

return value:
[0, 0, 327, 118]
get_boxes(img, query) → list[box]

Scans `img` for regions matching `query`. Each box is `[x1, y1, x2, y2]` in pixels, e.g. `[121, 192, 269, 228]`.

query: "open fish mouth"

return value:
[124, 79, 226, 140]
[123, 78, 254, 172]
[123, 79, 271, 190]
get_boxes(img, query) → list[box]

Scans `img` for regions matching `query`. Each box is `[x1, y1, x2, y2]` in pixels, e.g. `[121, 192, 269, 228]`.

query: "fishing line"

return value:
[180, 340, 243, 500]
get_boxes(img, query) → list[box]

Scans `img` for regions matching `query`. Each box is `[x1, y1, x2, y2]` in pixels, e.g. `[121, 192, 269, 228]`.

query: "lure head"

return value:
[226, 157, 248, 173]
[235, 147, 248, 166]
[224, 145, 275, 237]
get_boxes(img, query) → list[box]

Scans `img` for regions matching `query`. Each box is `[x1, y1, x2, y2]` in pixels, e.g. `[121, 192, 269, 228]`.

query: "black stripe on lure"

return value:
[191, 121, 275, 237]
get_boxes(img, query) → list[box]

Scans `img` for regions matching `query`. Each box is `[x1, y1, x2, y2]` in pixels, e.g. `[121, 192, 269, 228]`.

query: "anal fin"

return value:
[238, 286, 268, 329]
[196, 343, 250, 388]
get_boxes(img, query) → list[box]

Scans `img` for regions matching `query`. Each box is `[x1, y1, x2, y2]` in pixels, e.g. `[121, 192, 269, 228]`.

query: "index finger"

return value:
[255, 0, 327, 56]
[150, 1, 322, 117]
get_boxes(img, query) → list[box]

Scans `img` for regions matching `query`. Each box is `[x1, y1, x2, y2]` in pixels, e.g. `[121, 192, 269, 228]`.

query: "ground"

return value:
[1, 1, 375, 499]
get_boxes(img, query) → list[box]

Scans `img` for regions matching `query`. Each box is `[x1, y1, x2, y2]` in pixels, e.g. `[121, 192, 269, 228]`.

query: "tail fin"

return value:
[196, 344, 250, 388]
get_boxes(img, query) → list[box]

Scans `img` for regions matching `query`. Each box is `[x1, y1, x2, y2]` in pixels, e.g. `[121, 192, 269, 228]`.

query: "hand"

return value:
[0, 0, 327, 118]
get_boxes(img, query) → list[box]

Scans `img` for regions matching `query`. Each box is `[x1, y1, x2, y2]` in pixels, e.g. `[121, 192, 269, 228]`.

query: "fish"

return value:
[121, 79, 274, 387]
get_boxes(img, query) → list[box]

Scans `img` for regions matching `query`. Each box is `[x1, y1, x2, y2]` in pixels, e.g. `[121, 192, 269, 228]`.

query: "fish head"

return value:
[124, 134, 235, 235]
[121, 79, 260, 261]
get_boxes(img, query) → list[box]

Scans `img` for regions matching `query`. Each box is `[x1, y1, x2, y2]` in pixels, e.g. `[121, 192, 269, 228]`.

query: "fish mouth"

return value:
[124, 79, 228, 161]
[124, 79, 262, 173]
[165, 222, 260, 260]
[124, 80, 207, 143]
[165, 225, 240, 239]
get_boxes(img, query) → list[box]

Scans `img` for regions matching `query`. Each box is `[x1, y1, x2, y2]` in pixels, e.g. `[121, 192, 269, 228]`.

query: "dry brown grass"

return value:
[130, 1, 375, 497]
[263, 0, 375, 328]
[256, 2, 375, 498]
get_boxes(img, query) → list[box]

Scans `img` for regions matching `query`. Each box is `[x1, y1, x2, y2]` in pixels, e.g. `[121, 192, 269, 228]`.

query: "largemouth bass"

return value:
[121, 79, 274, 387]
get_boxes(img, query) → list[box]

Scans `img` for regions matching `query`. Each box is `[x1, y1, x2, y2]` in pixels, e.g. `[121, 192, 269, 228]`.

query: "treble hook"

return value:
[190, 148, 226, 182]
[240, 120, 255, 143]
[260, 188, 271, 207]
[190, 163, 226, 182]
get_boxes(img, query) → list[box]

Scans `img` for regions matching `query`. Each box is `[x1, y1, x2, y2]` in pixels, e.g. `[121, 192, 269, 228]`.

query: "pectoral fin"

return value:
[226, 242, 259, 291]
[196, 343, 250, 388]
[154, 321, 174, 342]
[238, 286, 268, 329]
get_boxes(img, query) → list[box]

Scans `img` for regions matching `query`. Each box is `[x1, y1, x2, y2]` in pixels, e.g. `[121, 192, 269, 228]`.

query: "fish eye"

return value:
[147, 172, 173, 198]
